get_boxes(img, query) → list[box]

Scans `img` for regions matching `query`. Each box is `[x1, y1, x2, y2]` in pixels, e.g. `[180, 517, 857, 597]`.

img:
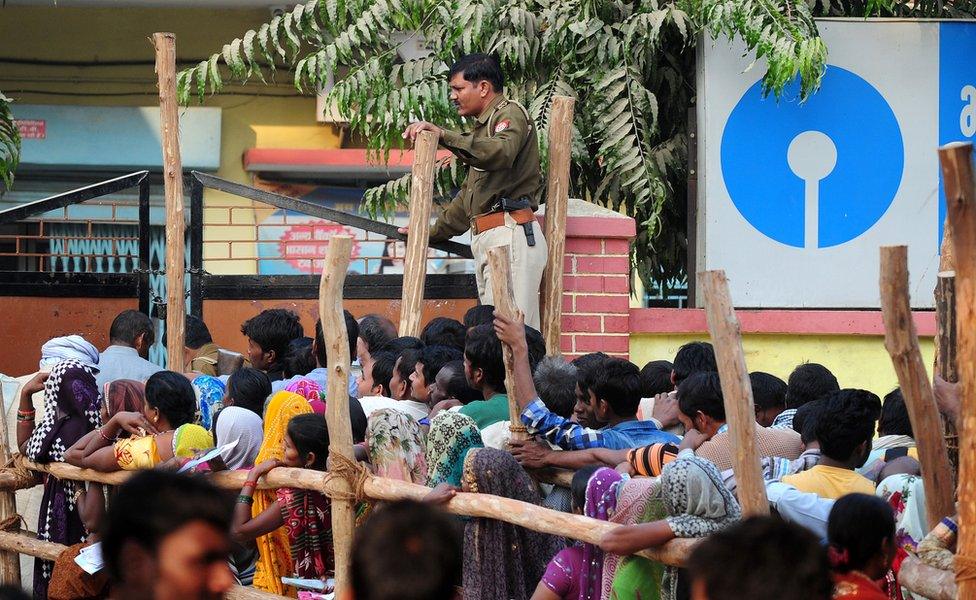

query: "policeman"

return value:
[401, 53, 548, 329]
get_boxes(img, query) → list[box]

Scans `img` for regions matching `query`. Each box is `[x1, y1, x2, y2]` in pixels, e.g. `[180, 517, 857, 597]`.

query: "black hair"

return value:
[464, 324, 505, 392]
[369, 351, 398, 398]
[579, 357, 642, 418]
[184, 315, 213, 349]
[439, 360, 482, 404]
[395, 349, 422, 390]
[463, 304, 495, 329]
[421, 317, 466, 351]
[357, 314, 397, 354]
[380, 336, 425, 354]
[241, 309, 304, 366]
[283, 337, 316, 379]
[102, 470, 233, 582]
[750, 371, 788, 412]
[570, 465, 601, 513]
[640, 360, 675, 397]
[815, 389, 881, 463]
[572, 352, 610, 374]
[315, 310, 359, 367]
[525, 325, 546, 372]
[533, 356, 577, 418]
[349, 396, 368, 444]
[286, 413, 330, 470]
[226, 367, 272, 417]
[827, 494, 895, 573]
[786, 363, 840, 410]
[448, 53, 504, 92]
[145, 371, 196, 428]
[418, 345, 463, 386]
[793, 399, 826, 446]
[672, 341, 717, 384]
[686, 516, 831, 600]
[879, 388, 913, 438]
[677, 371, 726, 422]
[109, 309, 154, 346]
[351, 500, 462, 600]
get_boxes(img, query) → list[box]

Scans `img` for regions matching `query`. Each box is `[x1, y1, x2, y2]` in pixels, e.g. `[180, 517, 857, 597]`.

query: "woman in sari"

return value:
[17, 358, 101, 599]
[249, 391, 312, 596]
[366, 408, 427, 483]
[534, 466, 621, 600]
[600, 452, 741, 600]
[233, 414, 334, 593]
[285, 378, 326, 414]
[603, 477, 667, 600]
[191, 374, 226, 431]
[876, 472, 926, 600]
[827, 494, 896, 600]
[69, 371, 213, 472]
[461, 448, 563, 600]
[425, 411, 483, 487]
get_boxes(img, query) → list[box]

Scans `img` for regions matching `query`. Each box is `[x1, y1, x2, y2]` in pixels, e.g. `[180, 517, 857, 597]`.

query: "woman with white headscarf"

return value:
[213, 406, 263, 470]
[39, 335, 99, 370]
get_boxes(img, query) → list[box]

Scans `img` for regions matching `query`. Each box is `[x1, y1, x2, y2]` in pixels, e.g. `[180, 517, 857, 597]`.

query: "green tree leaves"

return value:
[0, 93, 21, 190]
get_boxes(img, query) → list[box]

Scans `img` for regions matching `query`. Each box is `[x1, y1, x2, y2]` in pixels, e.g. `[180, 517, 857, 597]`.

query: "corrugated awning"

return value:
[243, 148, 453, 181]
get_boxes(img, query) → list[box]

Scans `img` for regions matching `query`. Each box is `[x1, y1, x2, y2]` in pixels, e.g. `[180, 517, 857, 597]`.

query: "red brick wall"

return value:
[547, 211, 636, 359]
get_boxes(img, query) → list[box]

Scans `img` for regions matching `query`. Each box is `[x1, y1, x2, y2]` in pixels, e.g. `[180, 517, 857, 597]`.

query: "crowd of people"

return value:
[8, 304, 963, 600]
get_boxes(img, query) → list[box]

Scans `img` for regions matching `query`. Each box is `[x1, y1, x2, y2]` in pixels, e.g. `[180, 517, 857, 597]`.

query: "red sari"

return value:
[832, 571, 887, 600]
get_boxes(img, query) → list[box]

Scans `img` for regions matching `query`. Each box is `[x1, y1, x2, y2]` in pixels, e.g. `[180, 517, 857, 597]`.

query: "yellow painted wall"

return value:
[631, 333, 935, 399]
[0, 6, 343, 274]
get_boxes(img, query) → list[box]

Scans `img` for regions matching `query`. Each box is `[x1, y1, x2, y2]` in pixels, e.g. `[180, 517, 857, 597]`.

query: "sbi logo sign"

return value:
[720, 66, 905, 249]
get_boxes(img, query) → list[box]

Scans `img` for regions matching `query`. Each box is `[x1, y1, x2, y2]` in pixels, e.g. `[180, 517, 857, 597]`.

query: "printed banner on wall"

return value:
[698, 20, 976, 308]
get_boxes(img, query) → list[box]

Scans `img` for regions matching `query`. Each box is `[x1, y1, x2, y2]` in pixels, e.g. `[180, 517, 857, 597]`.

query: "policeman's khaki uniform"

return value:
[430, 95, 548, 328]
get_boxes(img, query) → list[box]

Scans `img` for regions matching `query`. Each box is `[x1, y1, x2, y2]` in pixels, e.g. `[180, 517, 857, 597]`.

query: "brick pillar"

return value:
[538, 199, 636, 359]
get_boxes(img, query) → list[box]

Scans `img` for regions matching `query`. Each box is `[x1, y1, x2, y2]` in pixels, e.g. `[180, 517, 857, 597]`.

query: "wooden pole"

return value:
[939, 141, 976, 594]
[935, 271, 959, 382]
[541, 96, 575, 355]
[153, 32, 186, 372]
[318, 234, 355, 597]
[0, 385, 19, 584]
[15, 460, 696, 566]
[698, 270, 769, 516]
[487, 245, 528, 442]
[398, 129, 439, 337]
[879, 245, 955, 528]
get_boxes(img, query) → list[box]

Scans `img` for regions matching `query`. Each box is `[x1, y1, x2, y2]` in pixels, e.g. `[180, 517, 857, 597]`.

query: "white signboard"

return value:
[698, 19, 976, 308]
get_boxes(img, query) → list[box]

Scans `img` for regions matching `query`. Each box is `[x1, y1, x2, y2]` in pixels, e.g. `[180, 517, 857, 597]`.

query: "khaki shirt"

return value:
[188, 341, 219, 376]
[430, 95, 542, 242]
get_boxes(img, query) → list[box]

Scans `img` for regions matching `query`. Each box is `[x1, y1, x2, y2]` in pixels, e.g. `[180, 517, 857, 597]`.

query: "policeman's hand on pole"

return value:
[402, 121, 444, 142]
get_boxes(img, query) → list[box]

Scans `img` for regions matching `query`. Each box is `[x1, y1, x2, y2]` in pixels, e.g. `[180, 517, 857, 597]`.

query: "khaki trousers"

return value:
[471, 213, 548, 330]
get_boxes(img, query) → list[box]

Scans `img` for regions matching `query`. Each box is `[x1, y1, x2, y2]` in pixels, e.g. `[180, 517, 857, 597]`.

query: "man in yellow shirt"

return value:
[782, 389, 881, 499]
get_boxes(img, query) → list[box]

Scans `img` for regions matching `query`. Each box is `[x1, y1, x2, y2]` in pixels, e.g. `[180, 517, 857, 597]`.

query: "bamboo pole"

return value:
[318, 234, 355, 596]
[939, 141, 976, 594]
[698, 270, 769, 516]
[898, 554, 957, 600]
[398, 129, 439, 337]
[0, 385, 19, 584]
[879, 245, 955, 528]
[0, 531, 284, 600]
[13, 461, 694, 566]
[487, 245, 528, 442]
[541, 96, 575, 355]
[153, 32, 186, 372]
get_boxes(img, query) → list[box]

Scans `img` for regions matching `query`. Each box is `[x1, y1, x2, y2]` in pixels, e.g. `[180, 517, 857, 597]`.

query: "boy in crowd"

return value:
[781, 389, 880, 498]
[102, 470, 236, 600]
[356, 314, 397, 374]
[774, 362, 840, 429]
[857, 388, 918, 478]
[420, 317, 466, 351]
[361, 346, 430, 420]
[224, 367, 272, 417]
[495, 312, 679, 452]
[273, 312, 359, 396]
[241, 308, 304, 382]
[357, 350, 397, 399]
[96, 309, 162, 390]
[751, 371, 789, 428]
[410, 345, 463, 405]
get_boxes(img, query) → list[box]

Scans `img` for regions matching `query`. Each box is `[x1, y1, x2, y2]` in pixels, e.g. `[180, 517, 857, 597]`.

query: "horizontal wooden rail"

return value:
[11, 461, 694, 566]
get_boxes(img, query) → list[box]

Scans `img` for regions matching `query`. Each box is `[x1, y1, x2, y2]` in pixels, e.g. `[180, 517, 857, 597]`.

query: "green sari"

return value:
[604, 477, 667, 600]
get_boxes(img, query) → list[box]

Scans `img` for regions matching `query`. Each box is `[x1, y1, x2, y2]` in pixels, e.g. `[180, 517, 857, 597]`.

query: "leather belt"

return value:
[471, 208, 535, 235]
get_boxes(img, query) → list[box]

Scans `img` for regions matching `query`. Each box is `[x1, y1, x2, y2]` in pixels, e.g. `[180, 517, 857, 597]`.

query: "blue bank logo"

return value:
[720, 66, 904, 249]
